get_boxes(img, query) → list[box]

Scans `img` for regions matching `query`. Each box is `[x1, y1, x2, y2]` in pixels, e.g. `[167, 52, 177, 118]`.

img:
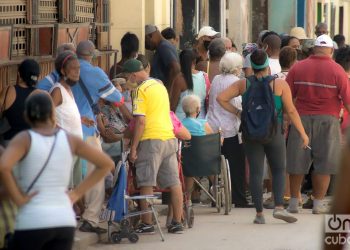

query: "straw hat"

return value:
[290, 27, 308, 40]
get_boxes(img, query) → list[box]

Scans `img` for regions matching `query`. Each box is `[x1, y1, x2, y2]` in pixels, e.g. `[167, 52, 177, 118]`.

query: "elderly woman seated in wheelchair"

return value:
[180, 95, 232, 215]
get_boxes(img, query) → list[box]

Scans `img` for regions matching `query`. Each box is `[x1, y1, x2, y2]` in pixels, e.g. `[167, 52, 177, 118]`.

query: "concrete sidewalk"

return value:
[83, 205, 324, 250]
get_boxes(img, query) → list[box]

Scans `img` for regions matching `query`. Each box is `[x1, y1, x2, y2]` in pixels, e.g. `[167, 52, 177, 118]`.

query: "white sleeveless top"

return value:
[15, 129, 76, 230]
[50, 83, 83, 138]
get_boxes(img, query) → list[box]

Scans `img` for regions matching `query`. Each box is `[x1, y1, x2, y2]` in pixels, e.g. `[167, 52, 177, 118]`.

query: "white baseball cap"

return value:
[315, 34, 334, 48]
[197, 26, 220, 39]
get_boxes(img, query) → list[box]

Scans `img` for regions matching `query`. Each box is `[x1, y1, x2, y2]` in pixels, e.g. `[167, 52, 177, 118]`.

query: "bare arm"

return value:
[216, 80, 245, 116]
[168, 61, 181, 90]
[243, 67, 253, 77]
[50, 87, 63, 107]
[281, 81, 309, 148]
[129, 115, 145, 163]
[169, 74, 186, 112]
[0, 132, 33, 206]
[118, 104, 133, 123]
[205, 122, 213, 134]
[67, 134, 114, 203]
[175, 126, 191, 140]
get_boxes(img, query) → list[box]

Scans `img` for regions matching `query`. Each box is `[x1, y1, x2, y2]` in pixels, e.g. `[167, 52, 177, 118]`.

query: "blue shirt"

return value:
[72, 59, 123, 137]
[182, 117, 207, 136]
[37, 70, 60, 92]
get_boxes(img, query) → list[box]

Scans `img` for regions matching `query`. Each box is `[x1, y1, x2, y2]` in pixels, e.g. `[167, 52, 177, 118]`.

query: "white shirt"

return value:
[207, 74, 242, 138]
[50, 83, 83, 138]
[16, 130, 76, 230]
[269, 58, 282, 75]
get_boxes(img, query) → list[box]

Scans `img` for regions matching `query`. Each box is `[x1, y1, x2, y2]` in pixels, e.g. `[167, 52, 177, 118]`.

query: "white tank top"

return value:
[15, 129, 76, 230]
[50, 83, 83, 138]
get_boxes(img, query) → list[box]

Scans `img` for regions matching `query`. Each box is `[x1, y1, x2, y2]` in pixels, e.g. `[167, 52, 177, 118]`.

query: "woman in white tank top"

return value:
[50, 51, 83, 138]
[50, 51, 83, 189]
[0, 93, 113, 250]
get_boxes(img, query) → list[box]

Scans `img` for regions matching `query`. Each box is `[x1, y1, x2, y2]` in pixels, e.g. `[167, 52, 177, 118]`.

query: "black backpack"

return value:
[240, 75, 278, 144]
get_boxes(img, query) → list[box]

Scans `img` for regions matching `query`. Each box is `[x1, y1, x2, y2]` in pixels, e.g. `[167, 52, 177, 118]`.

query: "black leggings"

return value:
[11, 227, 75, 250]
[244, 127, 286, 213]
[221, 135, 247, 205]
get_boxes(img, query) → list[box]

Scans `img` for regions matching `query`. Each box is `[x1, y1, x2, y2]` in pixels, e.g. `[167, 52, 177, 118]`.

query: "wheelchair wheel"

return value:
[111, 232, 122, 244]
[221, 155, 231, 215]
[226, 159, 232, 212]
[128, 233, 139, 243]
[215, 175, 221, 213]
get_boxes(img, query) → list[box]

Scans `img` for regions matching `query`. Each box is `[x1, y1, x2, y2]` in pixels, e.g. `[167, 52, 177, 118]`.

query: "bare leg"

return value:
[185, 177, 194, 200]
[289, 174, 304, 198]
[139, 186, 153, 224]
[169, 184, 183, 223]
[312, 174, 330, 200]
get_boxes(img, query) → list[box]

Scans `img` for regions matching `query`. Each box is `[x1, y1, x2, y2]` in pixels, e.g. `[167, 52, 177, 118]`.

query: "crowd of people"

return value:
[0, 20, 350, 249]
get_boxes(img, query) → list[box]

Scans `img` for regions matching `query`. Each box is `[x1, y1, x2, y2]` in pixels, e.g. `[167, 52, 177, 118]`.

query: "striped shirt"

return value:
[286, 55, 350, 117]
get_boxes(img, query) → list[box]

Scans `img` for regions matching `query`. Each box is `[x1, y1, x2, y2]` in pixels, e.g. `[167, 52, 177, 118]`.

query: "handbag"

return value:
[2, 131, 58, 249]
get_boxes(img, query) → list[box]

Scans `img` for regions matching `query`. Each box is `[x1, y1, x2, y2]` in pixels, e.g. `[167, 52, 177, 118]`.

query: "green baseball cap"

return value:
[122, 59, 144, 73]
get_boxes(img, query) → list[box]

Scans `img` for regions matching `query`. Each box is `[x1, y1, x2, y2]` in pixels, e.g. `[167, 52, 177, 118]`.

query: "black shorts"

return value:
[11, 227, 75, 250]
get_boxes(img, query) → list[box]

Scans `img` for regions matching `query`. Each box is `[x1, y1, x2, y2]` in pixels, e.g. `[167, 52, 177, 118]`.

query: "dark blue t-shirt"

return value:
[150, 40, 179, 88]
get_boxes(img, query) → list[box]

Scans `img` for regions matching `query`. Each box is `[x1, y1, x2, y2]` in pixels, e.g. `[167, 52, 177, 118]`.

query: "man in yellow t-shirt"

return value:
[124, 59, 184, 234]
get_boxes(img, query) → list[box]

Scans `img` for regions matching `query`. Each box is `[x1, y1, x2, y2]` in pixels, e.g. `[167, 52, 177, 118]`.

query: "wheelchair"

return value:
[182, 133, 232, 215]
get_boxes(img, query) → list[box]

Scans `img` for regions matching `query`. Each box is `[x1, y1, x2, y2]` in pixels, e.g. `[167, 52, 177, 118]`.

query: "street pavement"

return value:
[86, 205, 324, 250]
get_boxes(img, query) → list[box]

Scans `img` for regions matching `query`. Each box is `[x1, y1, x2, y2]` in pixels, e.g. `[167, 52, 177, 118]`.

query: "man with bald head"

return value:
[286, 35, 350, 214]
[262, 33, 282, 75]
[70, 40, 124, 234]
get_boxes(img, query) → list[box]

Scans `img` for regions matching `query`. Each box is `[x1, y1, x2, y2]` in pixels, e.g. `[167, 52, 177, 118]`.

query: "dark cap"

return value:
[122, 59, 144, 73]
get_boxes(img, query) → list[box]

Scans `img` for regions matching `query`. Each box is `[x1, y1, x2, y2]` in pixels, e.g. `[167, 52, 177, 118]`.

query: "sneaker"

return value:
[168, 221, 184, 234]
[273, 208, 297, 223]
[253, 215, 265, 224]
[287, 206, 299, 214]
[312, 206, 329, 214]
[79, 220, 107, 234]
[135, 222, 155, 234]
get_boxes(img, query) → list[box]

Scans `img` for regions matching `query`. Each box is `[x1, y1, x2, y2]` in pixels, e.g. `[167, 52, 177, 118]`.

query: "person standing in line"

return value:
[109, 32, 139, 79]
[125, 59, 184, 234]
[2, 59, 40, 145]
[286, 35, 350, 214]
[170, 49, 208, 120]
[145, 25, 182, 91]
[217, 49, 309, 224]
[50, 51, 84, 188]
[0, 93, 114, 250]
[72, 40, 124, 234]
[207, 52, 252, 208]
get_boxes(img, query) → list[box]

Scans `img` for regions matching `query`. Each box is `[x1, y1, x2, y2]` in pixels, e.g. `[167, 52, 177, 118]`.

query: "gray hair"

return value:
[219, 52, 243, 75]
[76, 40, 96, 58]
[182, 94, 201, 116]
[316, 22, 328, 31]
[208, 38, 226, 59]
[56, 43, 76, 56]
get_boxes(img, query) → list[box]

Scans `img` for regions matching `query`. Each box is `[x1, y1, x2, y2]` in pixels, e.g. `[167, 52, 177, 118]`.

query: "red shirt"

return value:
[286, 55, 350, 117]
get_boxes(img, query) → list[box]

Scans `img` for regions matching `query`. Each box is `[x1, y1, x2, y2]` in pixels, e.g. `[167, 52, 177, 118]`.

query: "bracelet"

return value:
[235, 109, 241, 115]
